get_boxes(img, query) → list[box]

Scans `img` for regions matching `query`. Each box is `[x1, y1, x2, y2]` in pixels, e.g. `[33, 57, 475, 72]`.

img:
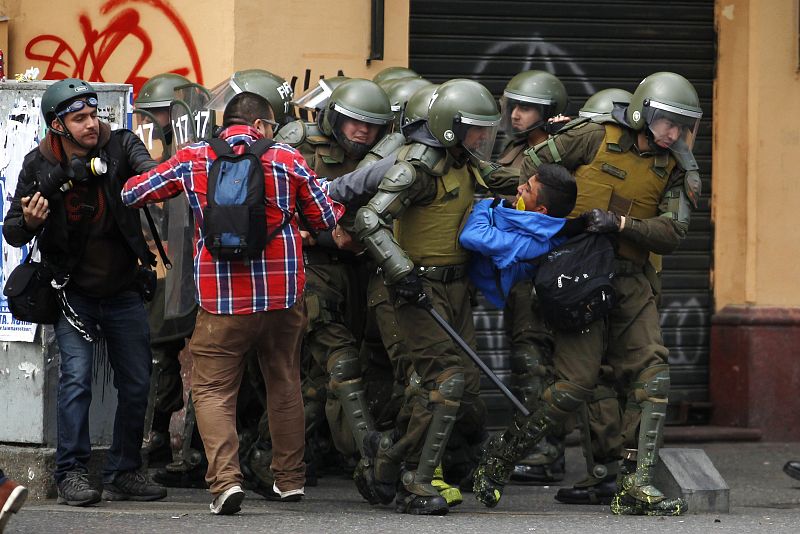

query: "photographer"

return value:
[2, 78, 166, 506]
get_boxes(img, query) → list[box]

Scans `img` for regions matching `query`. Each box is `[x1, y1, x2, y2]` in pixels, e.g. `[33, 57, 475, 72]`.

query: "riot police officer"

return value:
[473, 72, 703, 517]
[491, 70, 570, 484]
[275, 79, 396, 473]
[354, 79, 500, 515]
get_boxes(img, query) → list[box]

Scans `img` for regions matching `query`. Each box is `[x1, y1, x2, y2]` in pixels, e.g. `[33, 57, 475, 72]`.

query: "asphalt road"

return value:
[6, 441, 800, 534]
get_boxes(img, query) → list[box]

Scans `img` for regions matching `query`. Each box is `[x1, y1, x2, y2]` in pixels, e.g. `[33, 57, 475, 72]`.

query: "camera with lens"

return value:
[134, 266, 157, 302]
[37, 155, 108, 198]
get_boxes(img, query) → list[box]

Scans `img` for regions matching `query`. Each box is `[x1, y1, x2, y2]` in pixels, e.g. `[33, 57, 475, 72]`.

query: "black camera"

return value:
[38, 156, 108, 198]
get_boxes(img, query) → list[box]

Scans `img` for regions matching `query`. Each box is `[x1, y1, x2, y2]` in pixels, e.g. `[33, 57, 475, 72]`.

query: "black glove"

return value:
[582, 208, 622, 233]
[393, 273, 429, 308]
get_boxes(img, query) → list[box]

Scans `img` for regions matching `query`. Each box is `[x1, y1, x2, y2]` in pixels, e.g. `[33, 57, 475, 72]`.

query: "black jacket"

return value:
[3, 122, 157, 280]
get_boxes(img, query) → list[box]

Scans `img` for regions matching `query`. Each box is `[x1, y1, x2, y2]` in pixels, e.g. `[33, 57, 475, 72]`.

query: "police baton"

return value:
[417, 297, 531, 417]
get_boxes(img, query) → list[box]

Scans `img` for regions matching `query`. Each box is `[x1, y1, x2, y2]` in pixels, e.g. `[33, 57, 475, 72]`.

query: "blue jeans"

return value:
[0, 469, 6, 485]
[54, 289, 152, 484]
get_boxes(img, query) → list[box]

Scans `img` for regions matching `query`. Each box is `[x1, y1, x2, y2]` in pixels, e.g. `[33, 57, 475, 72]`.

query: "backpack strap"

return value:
[208, 137, 233, 158]
[247, 138, 276, 158]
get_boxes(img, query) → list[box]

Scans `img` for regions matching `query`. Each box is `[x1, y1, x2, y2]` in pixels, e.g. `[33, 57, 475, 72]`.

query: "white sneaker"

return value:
[269, 482, 304, 502]
[209, 485, 245, 515]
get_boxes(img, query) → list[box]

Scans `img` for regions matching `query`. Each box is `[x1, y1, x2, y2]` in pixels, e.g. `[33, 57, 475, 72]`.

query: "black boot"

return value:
[555, 473, 617, 505]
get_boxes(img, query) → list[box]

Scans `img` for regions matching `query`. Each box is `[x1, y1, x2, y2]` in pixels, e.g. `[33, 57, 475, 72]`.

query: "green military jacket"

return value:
[522, 121, 693, 264]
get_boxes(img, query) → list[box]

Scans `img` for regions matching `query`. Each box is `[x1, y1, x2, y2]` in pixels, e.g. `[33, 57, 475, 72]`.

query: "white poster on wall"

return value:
[0, 95, 43, 342]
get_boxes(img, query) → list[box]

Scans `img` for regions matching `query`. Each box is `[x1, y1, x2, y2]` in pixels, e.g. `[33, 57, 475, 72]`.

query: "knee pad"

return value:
[328, 349, 361, 386]
[430, 368, 465, 406]
[543, 380, 593, 415]
[633, 364, 670, 403]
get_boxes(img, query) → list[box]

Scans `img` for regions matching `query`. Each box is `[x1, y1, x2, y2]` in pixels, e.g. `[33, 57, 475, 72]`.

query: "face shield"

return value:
[643, 100, 702, 151]
[329, 104, 390, 158]
[293, 79, 335, 112]
[499, 94, 553, 137]
[453, 115, 499, 161]
[206, 79, 239, 114]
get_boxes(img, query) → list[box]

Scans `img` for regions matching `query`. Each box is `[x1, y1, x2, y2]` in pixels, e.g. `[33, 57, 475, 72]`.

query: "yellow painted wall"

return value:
[714, 0, 800, 309]
[0, 0, 408, 96]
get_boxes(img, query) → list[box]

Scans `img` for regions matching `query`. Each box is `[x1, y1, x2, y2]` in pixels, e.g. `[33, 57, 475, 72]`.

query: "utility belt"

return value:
[303, 246, 358, 266]
[414, 263, 468, 283]
[613, 257, 646, 276]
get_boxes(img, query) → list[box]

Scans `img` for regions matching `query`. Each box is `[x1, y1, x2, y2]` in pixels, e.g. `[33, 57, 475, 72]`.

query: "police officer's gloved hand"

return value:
[393, 273, 430, 308]
[582, 208, 622, 233]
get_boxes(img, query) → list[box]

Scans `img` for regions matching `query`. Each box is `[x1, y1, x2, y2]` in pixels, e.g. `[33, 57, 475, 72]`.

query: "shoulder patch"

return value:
[274, 120, 307, 146]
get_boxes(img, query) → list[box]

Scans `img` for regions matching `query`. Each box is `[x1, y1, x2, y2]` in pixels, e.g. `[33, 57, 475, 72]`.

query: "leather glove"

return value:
[582, 208, 622, 233]
[393, 273, 430, 308]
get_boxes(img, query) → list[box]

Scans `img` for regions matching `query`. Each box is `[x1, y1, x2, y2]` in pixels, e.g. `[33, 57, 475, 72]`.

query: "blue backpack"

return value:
[203, 137, 287, 260]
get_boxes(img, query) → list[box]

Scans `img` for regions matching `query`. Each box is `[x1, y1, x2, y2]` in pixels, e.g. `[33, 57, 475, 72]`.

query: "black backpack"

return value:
[533, 233, 617, 332]
[203, 138, 285, 260]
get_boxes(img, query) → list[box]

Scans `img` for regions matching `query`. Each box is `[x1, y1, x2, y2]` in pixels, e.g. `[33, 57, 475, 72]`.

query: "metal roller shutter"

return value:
[409, 0, 715, 426]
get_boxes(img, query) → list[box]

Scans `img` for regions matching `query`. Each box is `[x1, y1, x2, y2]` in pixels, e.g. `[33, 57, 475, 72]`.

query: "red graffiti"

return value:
[25, 0, 203, 96]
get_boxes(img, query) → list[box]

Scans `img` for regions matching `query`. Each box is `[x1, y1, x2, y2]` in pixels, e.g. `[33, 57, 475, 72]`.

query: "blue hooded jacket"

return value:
[459, 198, 566, 308]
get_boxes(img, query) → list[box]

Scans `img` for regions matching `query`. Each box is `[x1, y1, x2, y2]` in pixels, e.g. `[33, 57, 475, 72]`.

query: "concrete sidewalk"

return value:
[5, 441, 800, 534]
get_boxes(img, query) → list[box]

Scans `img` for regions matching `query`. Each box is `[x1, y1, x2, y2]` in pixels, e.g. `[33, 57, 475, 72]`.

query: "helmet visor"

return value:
[499, 95, 551, 136]
[454, 116, 499, 161]
[644, 101, 701, 151]
[292, 80, 334, 111]
[206, 80, 239, 113]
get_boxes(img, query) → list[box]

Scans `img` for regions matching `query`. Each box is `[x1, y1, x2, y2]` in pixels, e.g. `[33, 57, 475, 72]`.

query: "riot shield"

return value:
[132, 108, 169, 162]
[163, 97, 202, 320]
[174, 82, 213, 140]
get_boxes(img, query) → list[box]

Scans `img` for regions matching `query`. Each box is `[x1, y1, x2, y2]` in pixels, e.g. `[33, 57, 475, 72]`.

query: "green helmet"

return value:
[401, 83, 439, 128]
[579, 88, 633, 118]
[372, 66, 420, 86]
[41, 78, 97, 124]
[207, 69, 294, 125]
[383, 77, 432, 112]
[136, 73, 191, 109]
[321, 79, 393, 158]
[382, 77, 433, 130]
[292, 75, 350, 112]
[500, 70, 568, 136]
[427, 78, 500, 160]
[625, 72, 702, 150]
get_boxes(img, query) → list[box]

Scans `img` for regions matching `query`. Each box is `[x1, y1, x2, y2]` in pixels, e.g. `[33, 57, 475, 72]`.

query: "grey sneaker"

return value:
[57, 470, 101, 507]
[102, 471, 167, 502]
[210, 485, 245, 515]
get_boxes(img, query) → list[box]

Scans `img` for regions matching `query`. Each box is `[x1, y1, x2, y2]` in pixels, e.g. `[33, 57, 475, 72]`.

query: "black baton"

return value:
[425, 304, 530, 417]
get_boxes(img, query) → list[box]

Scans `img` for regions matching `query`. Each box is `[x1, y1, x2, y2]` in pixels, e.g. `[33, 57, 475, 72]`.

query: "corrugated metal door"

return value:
[409, 0, 715, 425]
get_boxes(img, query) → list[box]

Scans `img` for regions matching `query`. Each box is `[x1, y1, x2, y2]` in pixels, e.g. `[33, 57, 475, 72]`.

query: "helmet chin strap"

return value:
[52, 115, 94, 152]
[511, 119, 546, 139]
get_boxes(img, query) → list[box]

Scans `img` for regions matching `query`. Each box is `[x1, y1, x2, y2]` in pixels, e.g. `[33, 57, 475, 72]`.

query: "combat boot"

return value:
[431, 464, 462, 507]
[610, 365, 686, 516]
[395, 468, 449, 515]
[510, 437, 565, 484]
[555, 473, 617, 505]
[141, 430, 172, 468]
[354, 430, 398, 505]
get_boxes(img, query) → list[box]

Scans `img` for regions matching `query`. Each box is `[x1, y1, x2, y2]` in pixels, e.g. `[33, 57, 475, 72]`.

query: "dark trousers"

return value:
[54, 290, 152, 484]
